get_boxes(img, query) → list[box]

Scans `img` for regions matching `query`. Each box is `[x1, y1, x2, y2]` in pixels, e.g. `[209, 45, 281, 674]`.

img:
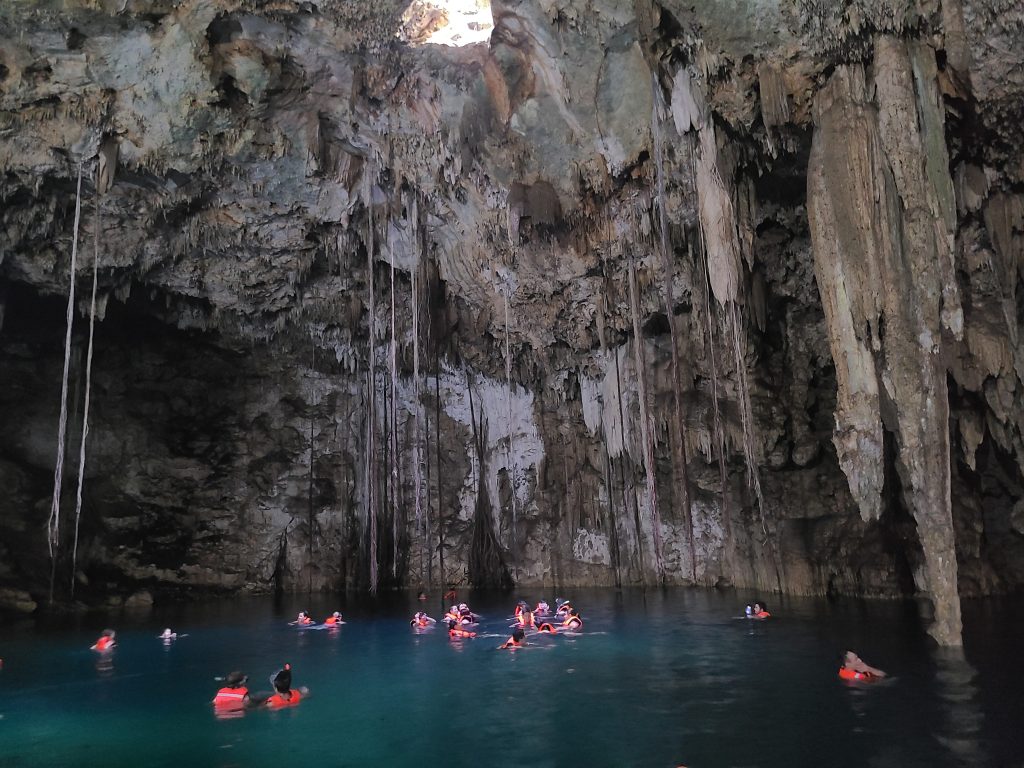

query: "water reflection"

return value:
[932, 647, 985, 767]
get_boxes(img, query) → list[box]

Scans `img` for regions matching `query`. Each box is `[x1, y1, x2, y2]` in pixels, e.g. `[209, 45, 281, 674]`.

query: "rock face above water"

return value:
[2, 0, 1023, 644]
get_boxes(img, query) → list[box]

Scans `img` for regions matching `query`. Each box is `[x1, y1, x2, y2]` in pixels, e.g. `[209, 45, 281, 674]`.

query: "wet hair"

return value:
[754, 601, 767, 612]
[512, 628, 525, 642]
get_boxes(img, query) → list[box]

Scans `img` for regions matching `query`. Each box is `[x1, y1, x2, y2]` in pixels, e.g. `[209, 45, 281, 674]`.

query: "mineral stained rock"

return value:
[2, 0, 1024, 645]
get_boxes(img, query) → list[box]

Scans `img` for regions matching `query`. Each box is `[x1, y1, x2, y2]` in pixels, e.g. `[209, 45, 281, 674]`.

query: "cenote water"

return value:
[1, 589, 1020, 767]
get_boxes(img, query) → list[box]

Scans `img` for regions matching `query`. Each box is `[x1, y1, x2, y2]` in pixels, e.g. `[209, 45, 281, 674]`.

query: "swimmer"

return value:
[515, 609, 536, 629]
[447, 620, 476, 639]
[411, 612, 436, 628]
[213, 671, 250, 712]
[562, 610, 583, 630]
[444, 605, 461, 623]
[556, 599, 573, 616]
[291, 611, 315, 626]
[499, 628, 526, 650]
[91, 629, 116, 652]
[535, 600, 550, 615]
[839, 650, 886, 681]
[323, 611, 344, 626]
[751, 602, 770, 619]
[266, 663, 305, 709]
[159, 628, 177, 641]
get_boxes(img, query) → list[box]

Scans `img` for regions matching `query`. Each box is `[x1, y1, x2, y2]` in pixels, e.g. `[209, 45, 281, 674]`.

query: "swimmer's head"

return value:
[332, 612, 341, 619]
[226, 671, 248, 687]
[512, 628, 525, 642]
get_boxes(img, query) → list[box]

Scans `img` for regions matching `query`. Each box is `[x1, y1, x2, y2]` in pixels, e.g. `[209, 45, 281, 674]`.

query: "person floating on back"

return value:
[323, 611, 344, 627]
[499, 628, 526, 649]
[213, 671, 250, 714]
[91, 629, 116, 652]
[838, 651, 886, 682]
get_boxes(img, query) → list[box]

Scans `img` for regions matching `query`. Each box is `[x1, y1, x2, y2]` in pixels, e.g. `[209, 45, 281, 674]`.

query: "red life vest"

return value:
[537, 623, 556, 633]
[449, 627, 476, 638]
[267, 689, 302, 708]
[324, 617, 341, 625]
[754, 611, 770, 619]
[214, 686, 249, 709]
[94, 636, 114, 651]
[838, 667, 872, 681]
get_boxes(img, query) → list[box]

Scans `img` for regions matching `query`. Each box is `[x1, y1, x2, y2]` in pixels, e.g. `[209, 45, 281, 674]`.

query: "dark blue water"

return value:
[0, 589, 1020, 767]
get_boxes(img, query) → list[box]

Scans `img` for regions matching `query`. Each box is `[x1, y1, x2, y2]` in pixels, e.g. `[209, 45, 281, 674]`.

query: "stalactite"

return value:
[389, 213, 399, 581]
[412, 264, 424, 584]
[466, 366, 512, 590]
[614, 337, 646, 584]
[626, 251, 665, 582]
[651, 73, 697, 582]
[502, 285, 518, 581]
[70, 166, 100, 597]
[365, 167, 379, 594]
[696, 239, 733, 576]
[47, 163, 84, 603]
[434, 359, 445, 588]
[307, 341, 316, 594]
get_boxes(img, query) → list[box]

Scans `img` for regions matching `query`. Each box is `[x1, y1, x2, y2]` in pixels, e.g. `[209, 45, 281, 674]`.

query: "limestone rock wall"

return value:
[2, 0, 1023, 644]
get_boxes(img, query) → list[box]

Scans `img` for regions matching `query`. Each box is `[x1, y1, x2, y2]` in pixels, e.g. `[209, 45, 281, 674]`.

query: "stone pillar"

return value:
[807, 38, 963, 645]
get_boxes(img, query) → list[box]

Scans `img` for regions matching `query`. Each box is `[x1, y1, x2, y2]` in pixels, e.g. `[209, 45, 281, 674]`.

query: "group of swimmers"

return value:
[213, 662, 305, 716]
[289, 611, 345, 627]
[80, 593, 885, 719]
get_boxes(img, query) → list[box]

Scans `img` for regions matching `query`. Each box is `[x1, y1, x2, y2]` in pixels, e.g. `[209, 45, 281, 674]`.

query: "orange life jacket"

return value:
[537, 623, 556, 633]
[214, 687, 249, 709]
[755, 611, 770, 619]
[324, 617, 341, 625]
[562, 615, 582, 629]
[449, 627, 476, 638]
[267, 689, 302, 708]
[838, 667, 872, 681]
[94, 636, 114, 651]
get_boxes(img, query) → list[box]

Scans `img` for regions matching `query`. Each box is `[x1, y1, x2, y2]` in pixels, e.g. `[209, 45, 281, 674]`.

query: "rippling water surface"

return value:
[0, 589, 1020, 767]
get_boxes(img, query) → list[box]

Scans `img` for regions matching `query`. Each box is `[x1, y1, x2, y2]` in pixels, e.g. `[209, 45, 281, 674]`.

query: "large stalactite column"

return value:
[807, 38, 964, 645]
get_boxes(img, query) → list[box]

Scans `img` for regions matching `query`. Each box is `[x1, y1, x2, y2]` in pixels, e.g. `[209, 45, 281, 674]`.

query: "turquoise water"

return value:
[0, 589, 1020, 767]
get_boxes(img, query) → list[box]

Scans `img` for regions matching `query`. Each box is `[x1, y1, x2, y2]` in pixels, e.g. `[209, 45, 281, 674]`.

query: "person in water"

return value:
[213, 671, 250, 712]
[91, 629, 116, 651]
[266, 663, 303, 708]
[751, 602, 770, 619]
[516, 609, 536, 629]
[292, 611, 314, 626]
[839, 651, 886, 681]
[447, 619, 476, 639]
[159, 628, 177, 641]
[411, 612, 435, 628]
[499, 628, 526, 649]
[556, 599, 573, 616]
[562, 609, 583, 630]
[536, 621, 557, 634]
[535, 600, 550, 615]
[323, 611, 344, 626]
